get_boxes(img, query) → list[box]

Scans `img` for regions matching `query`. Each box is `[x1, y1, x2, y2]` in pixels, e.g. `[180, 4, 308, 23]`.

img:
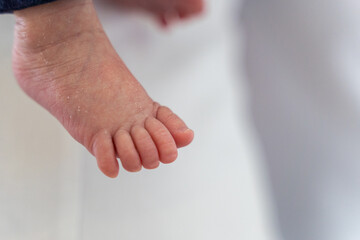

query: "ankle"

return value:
[13, 0, 101, 52]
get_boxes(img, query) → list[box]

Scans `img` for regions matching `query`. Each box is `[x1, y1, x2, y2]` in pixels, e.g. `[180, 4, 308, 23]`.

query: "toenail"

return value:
[147, 162, 160, 169]
[129, 166, 142, 172]
[163, 152, 178, 164]
[184, 128, 194, 134]
[134, 165, 142, 172]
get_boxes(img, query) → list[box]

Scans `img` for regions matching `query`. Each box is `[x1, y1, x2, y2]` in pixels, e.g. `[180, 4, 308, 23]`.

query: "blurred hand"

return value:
[104, 0, 204, 26]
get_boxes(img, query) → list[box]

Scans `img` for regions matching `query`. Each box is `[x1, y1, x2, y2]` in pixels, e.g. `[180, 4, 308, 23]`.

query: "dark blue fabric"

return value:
[0, 0, 57, 13]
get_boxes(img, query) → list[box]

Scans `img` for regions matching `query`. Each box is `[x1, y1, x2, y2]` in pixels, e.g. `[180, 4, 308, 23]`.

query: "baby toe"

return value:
[145, 117, 178, 164]
[114, 130, 142, 172]
[156, 106, 194, 148]
[131, 126, 160, 169]
[92, 130, 119, 178]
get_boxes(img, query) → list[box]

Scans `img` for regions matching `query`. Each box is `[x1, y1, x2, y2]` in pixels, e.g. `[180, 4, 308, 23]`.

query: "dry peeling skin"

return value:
[12, 0, 198, 177]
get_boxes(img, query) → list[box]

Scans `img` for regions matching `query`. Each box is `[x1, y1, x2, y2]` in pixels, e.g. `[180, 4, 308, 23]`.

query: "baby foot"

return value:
[104, 0, 204, 25]
[12, 0, 194, 178]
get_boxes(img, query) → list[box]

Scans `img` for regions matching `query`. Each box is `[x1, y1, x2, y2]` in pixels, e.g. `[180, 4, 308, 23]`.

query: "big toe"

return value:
[156, 106, 194, 148]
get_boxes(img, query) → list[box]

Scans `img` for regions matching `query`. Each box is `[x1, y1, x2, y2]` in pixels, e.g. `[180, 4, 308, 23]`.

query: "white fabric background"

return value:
[242, 1, 360, 240]
[5, 0, 360, 239]
[0, 1, 276, 240]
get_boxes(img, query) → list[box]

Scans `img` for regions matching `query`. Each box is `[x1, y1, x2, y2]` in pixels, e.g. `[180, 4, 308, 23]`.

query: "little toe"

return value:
[131, 126, 160, 169]
[114, 130, 142, 172]
[92, 130, 119, 178]
[156, 106, 194, 148]
[145, 117, 178, 164]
